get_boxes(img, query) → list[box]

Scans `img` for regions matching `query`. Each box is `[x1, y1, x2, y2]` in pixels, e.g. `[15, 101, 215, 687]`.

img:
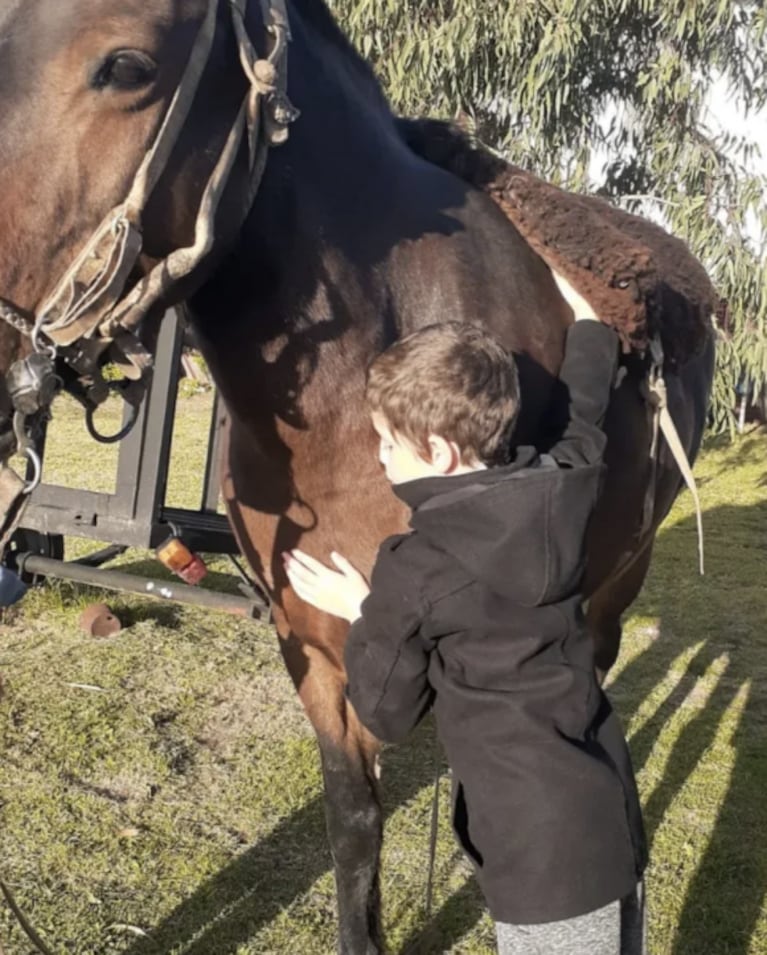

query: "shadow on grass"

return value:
[607, 501, 767, 955]
[698, 428, 767, 487]
[400, 879, 485, 955]
[121, 793, 329, 955]
[119, 719, 486, 955]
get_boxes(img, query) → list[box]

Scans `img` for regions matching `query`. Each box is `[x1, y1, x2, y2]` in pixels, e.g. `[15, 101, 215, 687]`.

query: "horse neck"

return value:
[189, 7, 439, 395]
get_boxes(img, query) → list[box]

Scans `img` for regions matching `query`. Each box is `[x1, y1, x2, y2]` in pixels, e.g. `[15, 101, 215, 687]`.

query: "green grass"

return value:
[1, 395, 766, 954]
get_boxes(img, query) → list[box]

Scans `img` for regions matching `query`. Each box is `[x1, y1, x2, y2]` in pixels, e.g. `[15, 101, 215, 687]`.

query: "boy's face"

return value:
[371, 412, 440, 485]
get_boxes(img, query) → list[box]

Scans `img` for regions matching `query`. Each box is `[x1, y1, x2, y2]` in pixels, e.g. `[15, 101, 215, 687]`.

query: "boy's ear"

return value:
[427, 434, 461, 474]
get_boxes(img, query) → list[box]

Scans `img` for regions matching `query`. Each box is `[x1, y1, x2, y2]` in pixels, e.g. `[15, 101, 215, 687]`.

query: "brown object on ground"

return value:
[79, 603, 122, 637]
[398, 118, 717, 360]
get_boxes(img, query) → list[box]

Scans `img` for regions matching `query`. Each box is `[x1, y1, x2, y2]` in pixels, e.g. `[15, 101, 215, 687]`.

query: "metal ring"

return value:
[85, 397, 140, 445]
[31, 323, 57, 359]
[22, 447, 42, 494]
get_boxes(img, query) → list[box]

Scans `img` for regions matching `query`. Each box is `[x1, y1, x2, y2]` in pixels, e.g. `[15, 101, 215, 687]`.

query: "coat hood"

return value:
[394, 449, 602, 607]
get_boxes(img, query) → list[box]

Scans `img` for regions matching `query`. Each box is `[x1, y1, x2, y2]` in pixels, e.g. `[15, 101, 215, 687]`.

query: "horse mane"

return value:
[293, 0, 389, 109]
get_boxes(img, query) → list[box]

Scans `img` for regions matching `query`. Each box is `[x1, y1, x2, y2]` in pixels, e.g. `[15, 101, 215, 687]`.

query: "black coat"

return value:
[344, 321, 647, 924]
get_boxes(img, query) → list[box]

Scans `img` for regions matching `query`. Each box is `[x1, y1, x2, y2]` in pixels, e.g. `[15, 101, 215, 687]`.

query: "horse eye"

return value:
[92, 50, 157, 91]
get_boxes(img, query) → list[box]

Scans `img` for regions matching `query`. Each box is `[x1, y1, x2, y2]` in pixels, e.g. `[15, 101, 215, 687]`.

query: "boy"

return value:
[284, 273, 647, 954]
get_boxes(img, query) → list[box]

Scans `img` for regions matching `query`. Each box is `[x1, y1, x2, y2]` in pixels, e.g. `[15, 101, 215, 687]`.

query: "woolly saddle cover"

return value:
[399, 119, 716, 362]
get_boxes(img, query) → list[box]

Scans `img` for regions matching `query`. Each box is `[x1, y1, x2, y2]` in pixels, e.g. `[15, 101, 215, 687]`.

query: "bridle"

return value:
[0, 0, 297, 549]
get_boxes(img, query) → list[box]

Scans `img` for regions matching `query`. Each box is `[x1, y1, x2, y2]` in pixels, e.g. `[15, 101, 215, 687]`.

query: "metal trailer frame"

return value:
[6, 310, 268, 618]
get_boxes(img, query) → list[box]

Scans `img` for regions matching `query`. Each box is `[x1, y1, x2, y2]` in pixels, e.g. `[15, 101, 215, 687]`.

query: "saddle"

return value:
[398, 118, 717, 361]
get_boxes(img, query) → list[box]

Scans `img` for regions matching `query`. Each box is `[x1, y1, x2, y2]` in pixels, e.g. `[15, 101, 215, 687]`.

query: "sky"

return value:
[587, 76, 766, 246]
[706, 77, 767, 245]
[706, 76, 767, 179]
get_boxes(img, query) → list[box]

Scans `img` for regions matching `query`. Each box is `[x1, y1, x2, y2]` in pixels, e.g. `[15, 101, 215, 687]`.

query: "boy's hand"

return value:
[551, 269, 599, 322]
[283, 549, 370, 623]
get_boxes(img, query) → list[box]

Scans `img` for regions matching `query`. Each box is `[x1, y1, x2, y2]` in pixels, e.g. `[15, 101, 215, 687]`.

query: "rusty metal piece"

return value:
[79, 602, 122, 637]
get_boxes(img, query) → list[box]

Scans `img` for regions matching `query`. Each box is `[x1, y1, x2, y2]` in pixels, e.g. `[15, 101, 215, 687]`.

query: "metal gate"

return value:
[4, 311, 267, 619]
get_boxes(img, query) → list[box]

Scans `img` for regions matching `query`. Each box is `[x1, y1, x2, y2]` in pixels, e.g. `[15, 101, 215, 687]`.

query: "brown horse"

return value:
[0, 0, 714, 951]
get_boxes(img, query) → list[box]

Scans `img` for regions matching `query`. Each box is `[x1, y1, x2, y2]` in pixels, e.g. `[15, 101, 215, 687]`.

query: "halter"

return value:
[0, 0, 297, 548]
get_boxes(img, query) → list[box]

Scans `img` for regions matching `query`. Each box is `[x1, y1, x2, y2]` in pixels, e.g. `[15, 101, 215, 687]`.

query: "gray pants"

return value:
[496, 882, 645, 955]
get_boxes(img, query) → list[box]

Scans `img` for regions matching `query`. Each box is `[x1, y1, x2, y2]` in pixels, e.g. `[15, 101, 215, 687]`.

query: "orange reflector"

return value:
[156, 536, 208, 585]
[156, 536, 195, 572]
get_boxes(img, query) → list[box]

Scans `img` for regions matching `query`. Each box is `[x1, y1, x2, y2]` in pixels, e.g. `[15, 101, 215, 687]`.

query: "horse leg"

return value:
[320, 718, 383, 955]
[280, 631, 384, 955]
[586, 541, 655, 681]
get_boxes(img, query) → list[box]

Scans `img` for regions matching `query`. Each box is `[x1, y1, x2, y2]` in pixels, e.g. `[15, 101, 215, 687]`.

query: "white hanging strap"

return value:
[646, 341, 705, 576]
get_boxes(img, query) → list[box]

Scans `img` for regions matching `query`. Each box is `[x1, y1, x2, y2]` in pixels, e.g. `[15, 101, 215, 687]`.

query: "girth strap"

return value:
[630, 336, 705, 582]
[646, 355, 705, 574]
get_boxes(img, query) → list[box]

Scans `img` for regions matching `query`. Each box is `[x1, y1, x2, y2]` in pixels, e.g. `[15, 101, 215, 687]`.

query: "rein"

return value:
[0, 0, 297, 549]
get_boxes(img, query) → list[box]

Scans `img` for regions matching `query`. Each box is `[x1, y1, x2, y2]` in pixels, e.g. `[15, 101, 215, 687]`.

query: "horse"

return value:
[0, 0, 715, 951]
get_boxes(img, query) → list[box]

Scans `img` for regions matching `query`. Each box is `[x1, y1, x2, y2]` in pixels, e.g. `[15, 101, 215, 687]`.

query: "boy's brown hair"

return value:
[365, 322, 520, 466]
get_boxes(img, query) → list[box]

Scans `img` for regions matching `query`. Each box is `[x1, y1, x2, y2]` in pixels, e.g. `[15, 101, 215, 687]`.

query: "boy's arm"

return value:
[344, 549, 434, 744]
[547, 319, 620, 469]
[283, 543, 433, 742]
[545, 270, 620, 468]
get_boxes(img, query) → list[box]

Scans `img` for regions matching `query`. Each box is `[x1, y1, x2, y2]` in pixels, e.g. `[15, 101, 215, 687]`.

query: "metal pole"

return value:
[16, 554, 267, 618]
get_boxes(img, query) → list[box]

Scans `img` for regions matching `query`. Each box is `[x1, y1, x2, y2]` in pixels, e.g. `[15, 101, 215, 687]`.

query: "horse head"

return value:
[0, 0, 292, 471]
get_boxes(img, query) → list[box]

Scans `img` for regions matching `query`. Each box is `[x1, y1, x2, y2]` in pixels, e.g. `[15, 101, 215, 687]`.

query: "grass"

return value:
[1, 394, 767, 954]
